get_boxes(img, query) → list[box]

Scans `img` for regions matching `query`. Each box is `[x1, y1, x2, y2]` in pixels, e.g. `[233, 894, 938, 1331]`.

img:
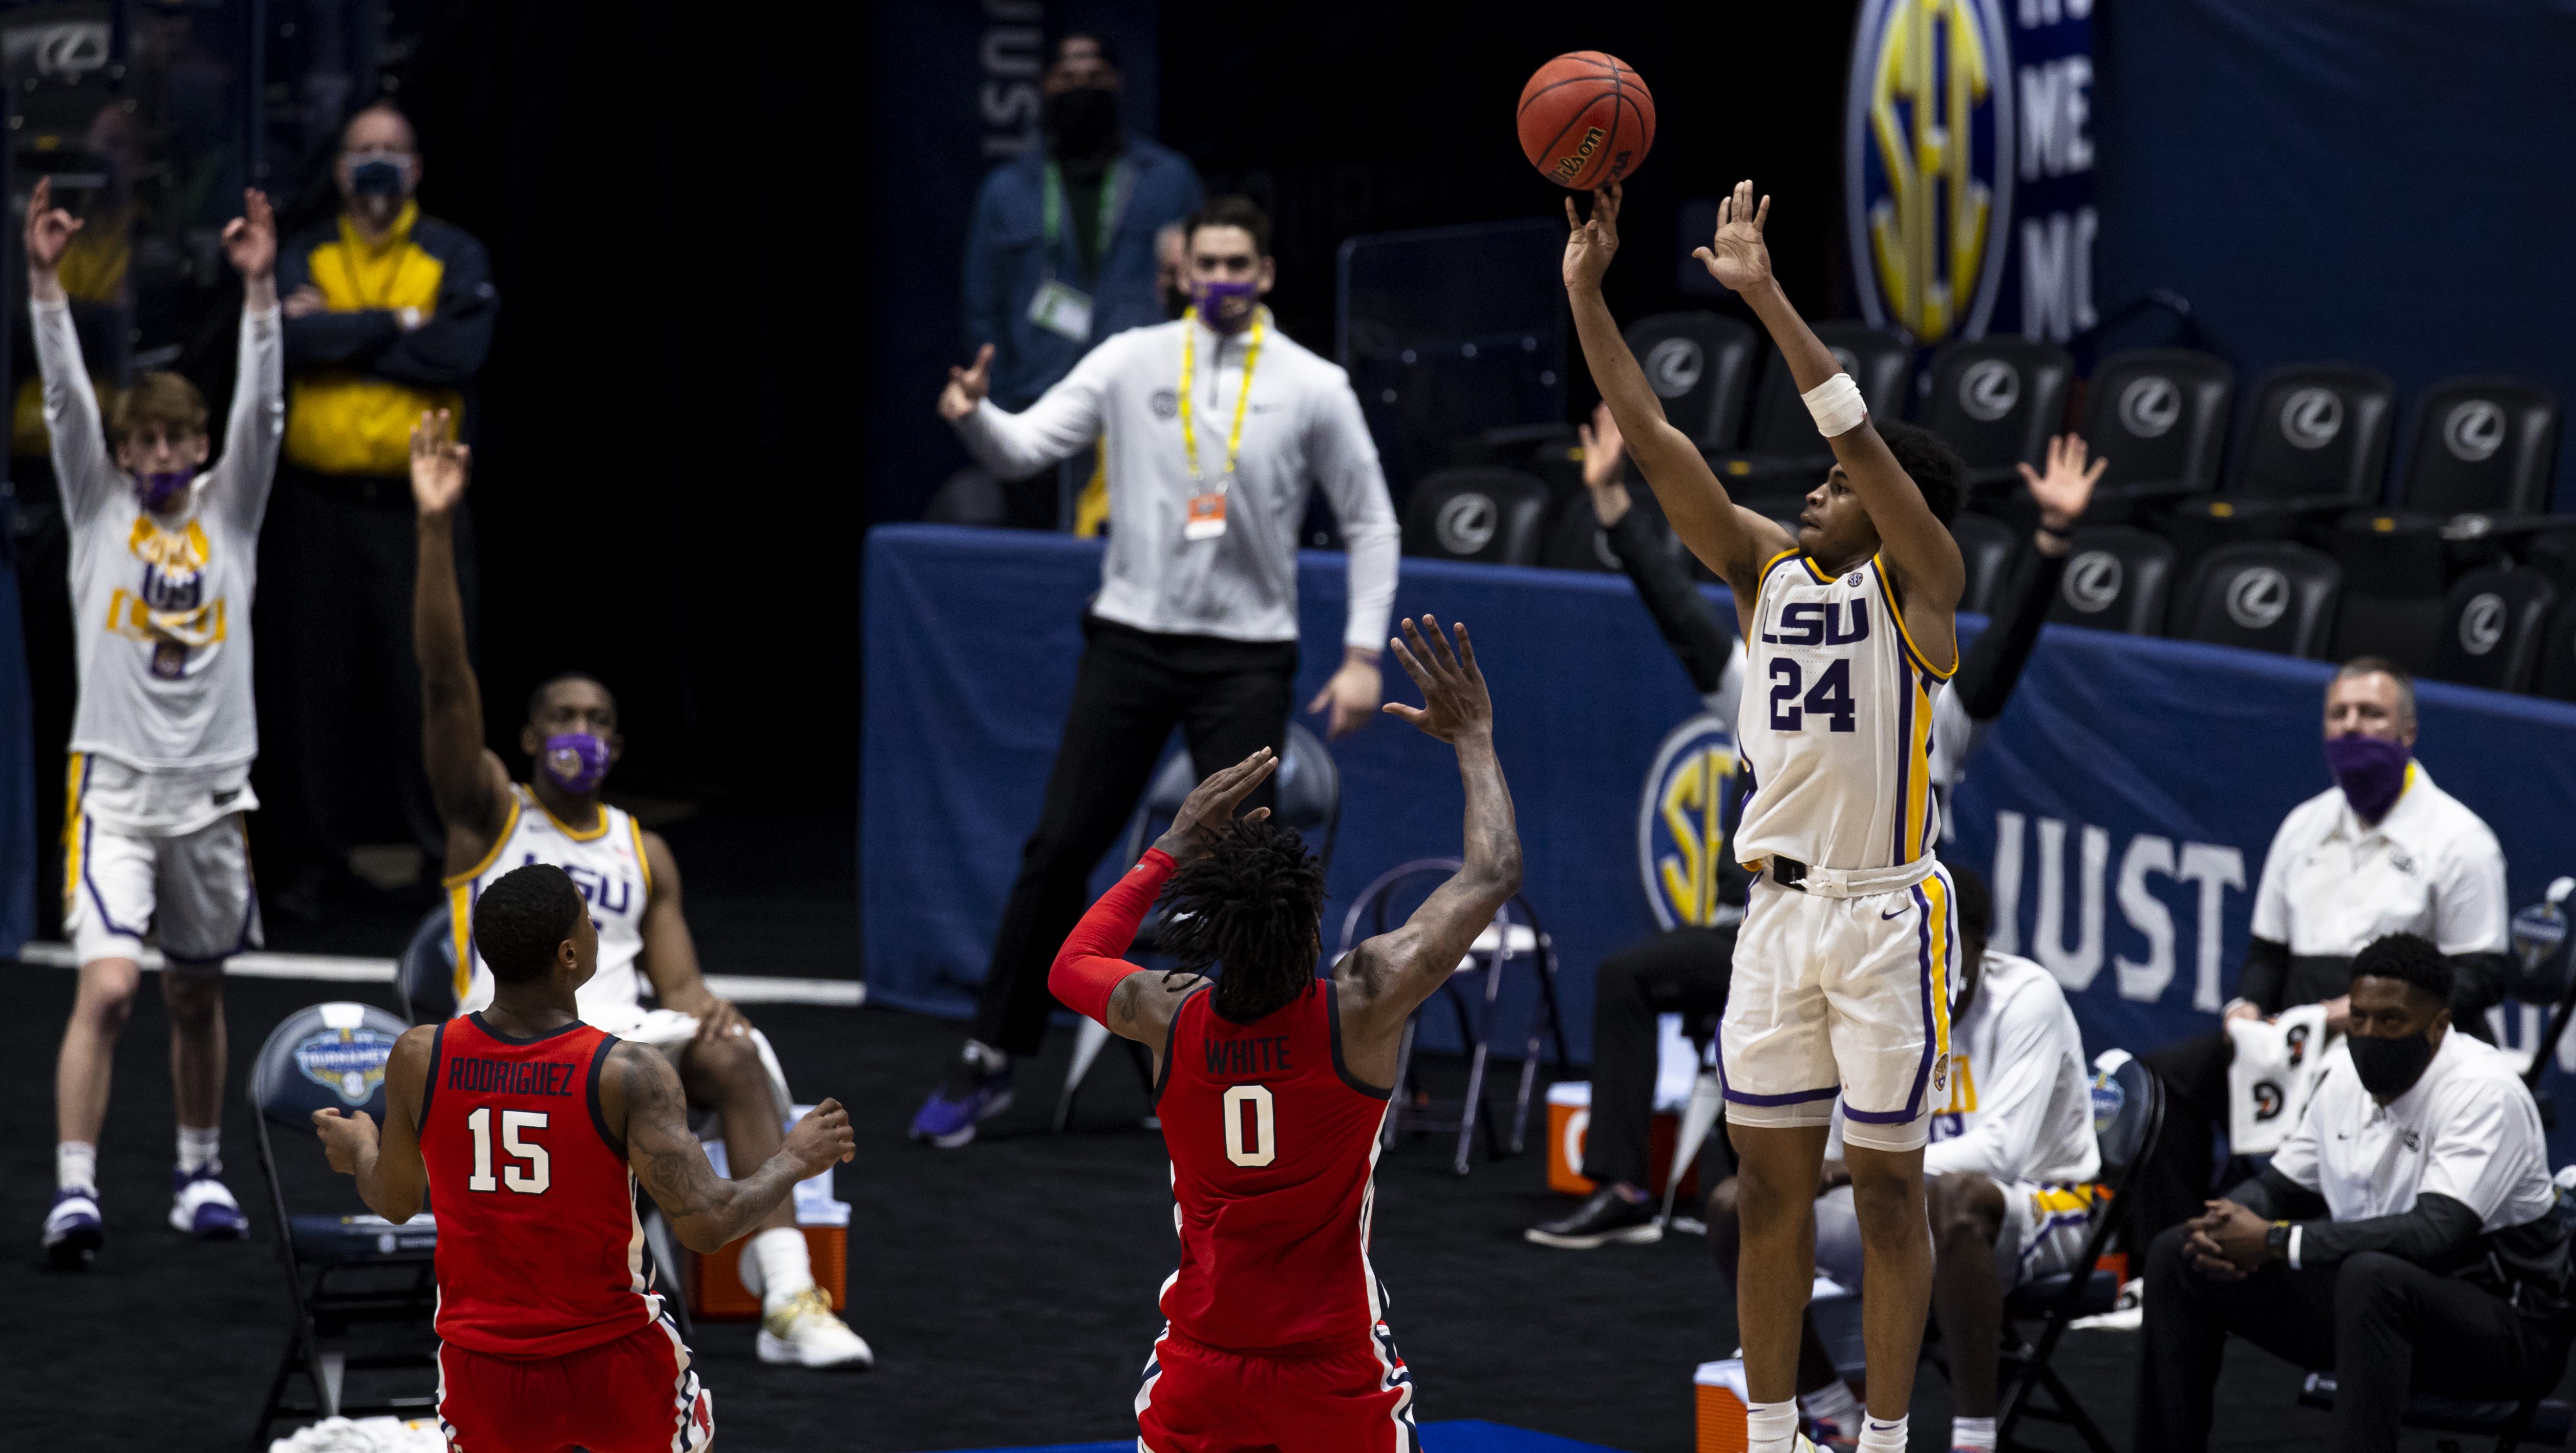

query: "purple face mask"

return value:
[1194, 278, 1259, 333]
[2325, 731, 2410, 823]
[138, 470, 192, 512]
[540, 732, 611, 795]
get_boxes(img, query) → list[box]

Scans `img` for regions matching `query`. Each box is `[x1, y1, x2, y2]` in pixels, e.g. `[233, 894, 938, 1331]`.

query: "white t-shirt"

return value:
[34, 298, 283, 812]
[952, 311, 1399, 652]
[2270, 1028, 2555, 1243]
[2249, 763, 2509, 957]
[1924, 951, 2101, 1187]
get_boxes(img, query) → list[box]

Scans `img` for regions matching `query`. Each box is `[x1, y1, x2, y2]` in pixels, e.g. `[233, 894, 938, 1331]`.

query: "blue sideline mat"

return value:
[912, 1420, 1630, 1453]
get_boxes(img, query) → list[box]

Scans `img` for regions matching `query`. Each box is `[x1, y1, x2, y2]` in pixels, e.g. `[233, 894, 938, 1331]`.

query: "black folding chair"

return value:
[396, 902, 457, 1026]
[1997, 1048, 2166, 1453]
[248, 1002, 439, 1447]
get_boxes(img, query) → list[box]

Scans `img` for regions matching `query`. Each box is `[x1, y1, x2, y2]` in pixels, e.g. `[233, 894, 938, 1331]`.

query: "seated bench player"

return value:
[408, 413, 869, 1369]
[1706, 870, 2101, 1453]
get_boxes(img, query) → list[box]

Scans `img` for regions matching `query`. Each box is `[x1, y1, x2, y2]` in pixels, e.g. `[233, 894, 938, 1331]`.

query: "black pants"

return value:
[2136, 1224, 2557, 1453]
[972, 616, 1295, 1057]
[2134, 1029, 2233, 1251]
[1580, 926, 1737, 1188]
[257, 469, 479, 873]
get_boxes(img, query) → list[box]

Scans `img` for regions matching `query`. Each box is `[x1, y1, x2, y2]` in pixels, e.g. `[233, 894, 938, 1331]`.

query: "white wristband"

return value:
[1801, 372, 1868, 438]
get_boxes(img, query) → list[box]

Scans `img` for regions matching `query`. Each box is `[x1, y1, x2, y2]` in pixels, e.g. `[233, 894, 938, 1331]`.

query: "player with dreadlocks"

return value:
[1048, 615, 1520, 1453]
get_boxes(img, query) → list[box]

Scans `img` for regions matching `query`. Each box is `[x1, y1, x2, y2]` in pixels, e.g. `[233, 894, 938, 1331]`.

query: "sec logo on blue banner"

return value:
[1637, 714, 1740, 930]
[1844, 0, 2016, 345]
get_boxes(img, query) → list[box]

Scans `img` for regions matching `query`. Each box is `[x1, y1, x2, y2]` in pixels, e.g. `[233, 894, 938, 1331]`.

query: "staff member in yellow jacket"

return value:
[267, 100, 497, 912]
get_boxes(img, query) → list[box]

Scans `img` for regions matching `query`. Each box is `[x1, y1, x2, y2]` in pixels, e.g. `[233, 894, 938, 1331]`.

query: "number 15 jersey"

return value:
[1736, 551, 1955, 873]
[1156, 980, 1395, 1352]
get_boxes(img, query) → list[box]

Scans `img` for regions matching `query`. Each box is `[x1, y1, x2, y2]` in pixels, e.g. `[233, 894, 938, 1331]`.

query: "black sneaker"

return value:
[1524, 1185, 1662, 1248]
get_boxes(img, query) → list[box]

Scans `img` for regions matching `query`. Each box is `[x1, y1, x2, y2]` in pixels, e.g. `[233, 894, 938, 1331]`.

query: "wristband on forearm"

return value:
[1801, 374, 1868, 437]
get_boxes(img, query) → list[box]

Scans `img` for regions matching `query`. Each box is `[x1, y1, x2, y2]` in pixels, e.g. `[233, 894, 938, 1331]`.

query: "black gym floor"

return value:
[0, 808, 2550, 1451]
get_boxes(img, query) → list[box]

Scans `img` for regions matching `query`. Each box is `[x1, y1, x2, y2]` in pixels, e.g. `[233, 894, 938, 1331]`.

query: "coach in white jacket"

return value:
[913, 195, 1400, 1147]
[1708, 868, 2099, 1451]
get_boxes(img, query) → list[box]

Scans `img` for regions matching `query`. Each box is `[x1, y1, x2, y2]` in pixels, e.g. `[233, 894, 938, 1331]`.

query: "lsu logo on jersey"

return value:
[109, 516, 224, 678]
[1928, 1051, 1978, 1141]
[1844, 0, 2014, 344]
[1638, 714, 1739, 930]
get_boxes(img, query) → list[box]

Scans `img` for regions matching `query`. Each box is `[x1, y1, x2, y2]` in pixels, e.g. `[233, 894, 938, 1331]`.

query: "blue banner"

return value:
[1843, 0, 2096, 345]
[863, 527, 2576, 1158]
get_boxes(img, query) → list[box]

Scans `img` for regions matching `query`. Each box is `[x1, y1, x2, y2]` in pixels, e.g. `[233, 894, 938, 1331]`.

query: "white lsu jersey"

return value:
[450, 786, 656, 1032]
[1736, 551, 1956, 873]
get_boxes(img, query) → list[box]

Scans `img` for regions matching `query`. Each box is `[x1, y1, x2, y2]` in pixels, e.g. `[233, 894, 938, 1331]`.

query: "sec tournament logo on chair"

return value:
[1638, 714, 1739, 930]
[1844, 0, 2015, 345]
[295, 1019, 398, 1105]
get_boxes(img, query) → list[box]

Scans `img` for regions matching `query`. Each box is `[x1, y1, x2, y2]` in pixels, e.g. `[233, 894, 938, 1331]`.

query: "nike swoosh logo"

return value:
[1881, 905, 1910, 920]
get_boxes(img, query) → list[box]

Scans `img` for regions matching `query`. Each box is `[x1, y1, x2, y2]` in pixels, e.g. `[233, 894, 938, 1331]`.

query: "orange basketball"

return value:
[1516, 51, 1655, 190]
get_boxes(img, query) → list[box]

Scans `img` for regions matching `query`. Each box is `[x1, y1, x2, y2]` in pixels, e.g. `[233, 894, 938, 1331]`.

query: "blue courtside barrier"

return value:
[862, 525, 2576, 1159]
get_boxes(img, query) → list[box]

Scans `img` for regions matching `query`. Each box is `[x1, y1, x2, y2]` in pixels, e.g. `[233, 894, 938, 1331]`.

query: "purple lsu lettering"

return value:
[1760, 599, 1870, 647]
[519, 854, 635, 917]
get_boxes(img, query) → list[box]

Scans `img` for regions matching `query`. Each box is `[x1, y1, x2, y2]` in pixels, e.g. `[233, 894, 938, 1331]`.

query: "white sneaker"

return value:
[2070, 1276, 2144, 1332]
[756, 1286, 873, 1368]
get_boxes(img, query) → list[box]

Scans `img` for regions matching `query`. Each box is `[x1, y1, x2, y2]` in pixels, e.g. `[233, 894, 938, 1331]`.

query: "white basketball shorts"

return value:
[1813, 1176, 2096, 1292]
[1719, 863, 1958, 1152]
[63, 811, 262, 970]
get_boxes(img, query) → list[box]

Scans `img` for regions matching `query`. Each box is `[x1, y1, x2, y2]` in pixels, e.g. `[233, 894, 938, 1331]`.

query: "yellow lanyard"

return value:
[1178, 306, 1264, 488]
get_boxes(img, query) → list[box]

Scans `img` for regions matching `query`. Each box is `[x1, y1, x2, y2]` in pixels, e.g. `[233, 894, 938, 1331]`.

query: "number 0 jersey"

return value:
[419, 1012, 661, 1357]
[1736, 551, 1956, 873]
[1156, 980, 1395, 1352]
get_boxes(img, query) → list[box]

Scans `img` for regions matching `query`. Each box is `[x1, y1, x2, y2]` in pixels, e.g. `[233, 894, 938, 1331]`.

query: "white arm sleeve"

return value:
[2433, 824, 2511, 955]
[1307, 375, 1399, 651]
[1923, 985, 2066, 1182]
[949, 338, 1117, 482]
[29, 299, 116, 528]
[212, 305, 286, 534]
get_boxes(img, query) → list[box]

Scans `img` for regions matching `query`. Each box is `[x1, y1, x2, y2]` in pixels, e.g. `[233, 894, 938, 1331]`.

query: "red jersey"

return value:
[1155, 979, 1394, 1352]
[419, 1013, 659, 1357]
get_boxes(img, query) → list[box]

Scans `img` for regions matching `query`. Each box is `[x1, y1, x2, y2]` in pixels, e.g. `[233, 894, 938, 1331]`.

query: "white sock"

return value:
[1951, 1415, 1997, 1451]
[744, 1227, 815, 1314]
[58, 1142, 98, 1194]
[963, 1040, 1007, 1073]
[178, 1125, 222, 1176]
[1856, 1415, 1909, 1453]
[1801, 1379, 1861, 1430]
[1747, 1400, 1801, 1453]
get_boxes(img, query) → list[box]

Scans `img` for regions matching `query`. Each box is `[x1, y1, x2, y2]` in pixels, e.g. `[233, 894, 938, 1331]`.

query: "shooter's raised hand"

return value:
[1692, 178, 1774, 294]
[1382, 616, 1493, 745]
[1151, 747, 1279, 866]
[1561, 183, 1624, 293]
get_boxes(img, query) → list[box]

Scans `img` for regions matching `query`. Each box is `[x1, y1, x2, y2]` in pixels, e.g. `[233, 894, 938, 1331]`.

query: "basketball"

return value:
[1516, 51, 1655, 190]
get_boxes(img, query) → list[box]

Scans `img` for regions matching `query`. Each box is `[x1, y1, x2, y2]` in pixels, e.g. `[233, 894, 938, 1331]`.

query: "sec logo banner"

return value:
[1638, 714, 1741, 930]
[1844, 0, 2016, 345]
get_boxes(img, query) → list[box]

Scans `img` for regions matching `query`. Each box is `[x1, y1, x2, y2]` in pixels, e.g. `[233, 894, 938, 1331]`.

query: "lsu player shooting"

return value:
[409, 416, 870, 1369]
[1563, 181, 1967, 1453]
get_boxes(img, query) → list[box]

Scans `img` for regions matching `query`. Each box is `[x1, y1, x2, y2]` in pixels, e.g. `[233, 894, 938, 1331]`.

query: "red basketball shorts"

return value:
[437, 1313, 713, 1453]
[1136, 1323, 1421, 1453]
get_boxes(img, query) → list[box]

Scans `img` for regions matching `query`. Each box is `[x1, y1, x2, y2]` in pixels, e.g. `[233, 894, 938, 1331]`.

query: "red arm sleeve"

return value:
[1048, 849, 1178, 1027]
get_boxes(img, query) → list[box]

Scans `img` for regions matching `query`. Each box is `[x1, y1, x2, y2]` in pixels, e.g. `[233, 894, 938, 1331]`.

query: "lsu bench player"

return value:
[407, 414, 868, 1370]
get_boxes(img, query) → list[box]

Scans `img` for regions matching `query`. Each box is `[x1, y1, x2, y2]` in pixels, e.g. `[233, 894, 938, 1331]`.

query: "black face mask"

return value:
[1045, 86, 1122, 167]
[2349, 1029, 2438, 1098]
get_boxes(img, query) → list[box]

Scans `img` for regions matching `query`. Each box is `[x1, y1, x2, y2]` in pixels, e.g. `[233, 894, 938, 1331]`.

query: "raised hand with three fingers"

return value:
[1561, 183, 1624, 293]
[409, 409, 472, 516]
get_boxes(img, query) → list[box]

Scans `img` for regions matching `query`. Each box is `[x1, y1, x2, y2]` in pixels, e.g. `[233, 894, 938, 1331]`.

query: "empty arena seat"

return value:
[2428, 566, 2557, 692]
[251, 1002, 439, 1439]
[1400, 468, 1551, 565]
[1708, 322, 1912, 502]
[2162, 364, 2395, 556]
[1919, 337, 2076, 497]
[2530, 597, 2576, 703]
[2169, 542, 2343, 658]
[2077, 349, 2233, 522]
[1539, 488, 1682, 573]
[398, 903, 457, 1025]
[1622, 311, 1757, 451]
[1952, 512, 2017, 616]
[2046, 527, 2177, 636]
[2328, 376, 2565, 587]
[2329, 586, 2446, 673]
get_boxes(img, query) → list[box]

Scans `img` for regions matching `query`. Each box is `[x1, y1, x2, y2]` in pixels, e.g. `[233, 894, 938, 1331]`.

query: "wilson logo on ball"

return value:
[1551, 126, 1606, 182]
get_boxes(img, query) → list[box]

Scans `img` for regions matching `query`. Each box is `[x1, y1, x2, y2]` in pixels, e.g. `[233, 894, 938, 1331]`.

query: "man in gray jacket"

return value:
[917, 195, 1399, 1147]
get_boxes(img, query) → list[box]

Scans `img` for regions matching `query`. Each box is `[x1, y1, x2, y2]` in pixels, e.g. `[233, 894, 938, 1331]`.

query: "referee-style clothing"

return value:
[2138, 1031, 2568, 1453]
[2135, 760, 2511, 1247]
[948, 308, 1398, 1060]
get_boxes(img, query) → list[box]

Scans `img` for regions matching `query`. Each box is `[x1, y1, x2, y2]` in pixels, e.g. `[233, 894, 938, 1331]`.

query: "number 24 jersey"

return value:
[1735, 551, 1955, 873]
